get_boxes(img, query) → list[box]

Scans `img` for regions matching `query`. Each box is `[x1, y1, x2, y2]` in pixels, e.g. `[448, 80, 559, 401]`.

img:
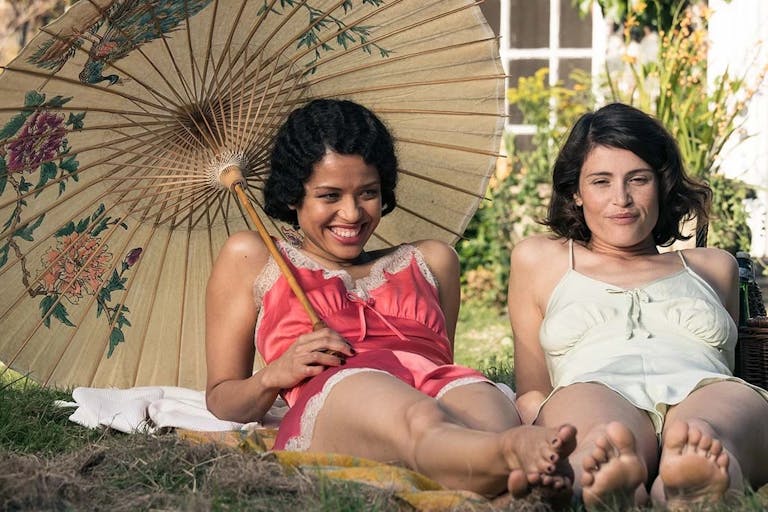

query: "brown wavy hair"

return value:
[542, 103, 710, 246]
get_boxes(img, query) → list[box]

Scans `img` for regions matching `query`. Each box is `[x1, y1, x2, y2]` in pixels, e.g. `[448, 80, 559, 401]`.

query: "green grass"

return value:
[454, 301, 515, 386]
[3, 306, 768, 511]
[0, 366, 407, 511]
[0, 368, 104, 455]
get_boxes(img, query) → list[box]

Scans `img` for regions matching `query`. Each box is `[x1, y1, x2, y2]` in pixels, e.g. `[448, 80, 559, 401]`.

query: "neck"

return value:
[301, 246, 371, 268]
[585, 238, 659, 258]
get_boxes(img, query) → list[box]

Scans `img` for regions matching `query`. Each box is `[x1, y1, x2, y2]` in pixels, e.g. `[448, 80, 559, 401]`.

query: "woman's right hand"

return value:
[261, 327, 356, 389]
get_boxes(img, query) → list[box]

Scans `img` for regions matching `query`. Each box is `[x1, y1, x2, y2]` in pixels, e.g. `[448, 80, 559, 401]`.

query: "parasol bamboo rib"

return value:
[398, 137, 503, 158]
[0, 104, 175, 119]
[397, 168, 487, 199]
[1, 65, 175, 115]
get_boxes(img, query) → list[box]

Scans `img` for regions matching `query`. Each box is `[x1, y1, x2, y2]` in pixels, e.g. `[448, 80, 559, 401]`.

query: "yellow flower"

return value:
[631, 0, 647, 14]
[621, 54, 637, 64]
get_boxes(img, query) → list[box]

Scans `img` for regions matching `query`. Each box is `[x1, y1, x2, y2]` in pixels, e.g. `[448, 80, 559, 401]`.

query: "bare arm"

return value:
[415, 239, 461, 345]
[507, 236, 560, 423]
[205, 231, 355, 423]
[205, 231, 279, 422]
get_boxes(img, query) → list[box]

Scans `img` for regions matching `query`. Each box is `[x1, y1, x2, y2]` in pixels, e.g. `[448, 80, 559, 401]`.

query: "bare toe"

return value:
[660, 420, 732, 510]
[581, 422, 647, 511]
[507, 469, 530, 498]
[502, 425, 576, 506]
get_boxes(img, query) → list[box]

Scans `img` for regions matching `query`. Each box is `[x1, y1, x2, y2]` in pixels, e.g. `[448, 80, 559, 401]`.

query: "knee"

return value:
[404, 398, 451, 441]
[399, 399, 453, 469]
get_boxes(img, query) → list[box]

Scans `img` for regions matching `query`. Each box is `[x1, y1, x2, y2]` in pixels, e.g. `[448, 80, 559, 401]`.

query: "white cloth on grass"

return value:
[54, 386, 286, 434]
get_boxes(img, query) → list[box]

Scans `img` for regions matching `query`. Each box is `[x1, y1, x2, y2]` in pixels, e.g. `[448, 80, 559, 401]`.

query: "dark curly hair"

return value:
[543, 102, 710, 246]
[263, 99, 398, 226]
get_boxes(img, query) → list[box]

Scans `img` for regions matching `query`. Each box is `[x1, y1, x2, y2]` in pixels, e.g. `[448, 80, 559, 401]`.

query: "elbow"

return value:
[204, 387, 227, 420]
[206, 381, 269, 424]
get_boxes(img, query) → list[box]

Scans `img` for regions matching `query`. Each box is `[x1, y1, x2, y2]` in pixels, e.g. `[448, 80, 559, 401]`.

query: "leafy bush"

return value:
[458, 69, 593, 310]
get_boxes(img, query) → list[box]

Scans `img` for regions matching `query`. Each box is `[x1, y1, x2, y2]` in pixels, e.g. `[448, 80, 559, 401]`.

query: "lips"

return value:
[608, 213, 638, 224]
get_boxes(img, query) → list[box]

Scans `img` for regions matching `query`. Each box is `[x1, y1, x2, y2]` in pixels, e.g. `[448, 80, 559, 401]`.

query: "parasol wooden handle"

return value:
[222, 168, 325, 331]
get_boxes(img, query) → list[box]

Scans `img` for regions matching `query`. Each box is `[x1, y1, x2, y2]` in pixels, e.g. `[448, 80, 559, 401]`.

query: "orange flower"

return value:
[40, 233, 113, 304]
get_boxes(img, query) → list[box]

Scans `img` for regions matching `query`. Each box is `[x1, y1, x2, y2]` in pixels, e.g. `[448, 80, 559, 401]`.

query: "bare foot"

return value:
[581, 421, 648, 510]
[659, 420, 732, 510]
[504, 424, 577, 507]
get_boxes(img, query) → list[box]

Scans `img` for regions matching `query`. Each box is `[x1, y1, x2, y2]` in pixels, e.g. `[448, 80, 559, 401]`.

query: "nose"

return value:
[338, 196, 362, 221]
[612, 182, 632, 206]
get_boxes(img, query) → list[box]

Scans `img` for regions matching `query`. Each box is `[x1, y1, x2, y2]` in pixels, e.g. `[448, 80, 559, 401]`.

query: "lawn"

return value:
[2, 303, 768, 511]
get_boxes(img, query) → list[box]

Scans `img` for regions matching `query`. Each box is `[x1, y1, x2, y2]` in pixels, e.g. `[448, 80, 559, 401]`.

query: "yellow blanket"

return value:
[177, 428, 495, 511]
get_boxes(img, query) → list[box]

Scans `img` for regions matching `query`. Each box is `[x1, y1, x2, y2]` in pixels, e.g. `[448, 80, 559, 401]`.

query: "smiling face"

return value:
[575, 145, 659, 251]
[295, 151, 382, 265]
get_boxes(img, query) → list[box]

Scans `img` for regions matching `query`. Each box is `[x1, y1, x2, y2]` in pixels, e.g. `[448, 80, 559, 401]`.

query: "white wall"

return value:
[709, 0, 768, 256]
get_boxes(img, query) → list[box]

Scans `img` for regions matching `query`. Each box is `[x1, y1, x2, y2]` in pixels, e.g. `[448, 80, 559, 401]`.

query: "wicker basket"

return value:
[735, 318, 768, 390]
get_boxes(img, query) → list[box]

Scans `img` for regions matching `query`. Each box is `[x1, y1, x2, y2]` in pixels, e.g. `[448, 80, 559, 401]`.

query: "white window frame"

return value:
[499, 0, 605, 137]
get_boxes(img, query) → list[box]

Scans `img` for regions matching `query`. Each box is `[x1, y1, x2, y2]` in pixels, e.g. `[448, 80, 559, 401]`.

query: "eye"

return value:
[318, 192, 340, 201]
[629, 175, 651, 184]
[590, 178, 609, 186]
[361, 188, 380, 199]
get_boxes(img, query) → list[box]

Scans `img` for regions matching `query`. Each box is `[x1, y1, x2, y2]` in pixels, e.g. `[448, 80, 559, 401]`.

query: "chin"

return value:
[331, 241, 365, 257]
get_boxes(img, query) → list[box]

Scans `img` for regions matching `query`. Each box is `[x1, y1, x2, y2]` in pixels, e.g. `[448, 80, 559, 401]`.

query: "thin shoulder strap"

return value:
[568, 239, 575, 269]
[676, 249, 690, 269]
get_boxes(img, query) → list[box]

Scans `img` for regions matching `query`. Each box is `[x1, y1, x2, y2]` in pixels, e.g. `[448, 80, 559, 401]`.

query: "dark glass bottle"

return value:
[736, 251, 754, 327]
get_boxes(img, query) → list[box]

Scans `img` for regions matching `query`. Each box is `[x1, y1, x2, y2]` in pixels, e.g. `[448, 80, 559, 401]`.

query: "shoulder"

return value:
[681, 247, 738, 295]
[510, 234, 567, 268]
[411, 239, 458, 263]
[214, 231, 272, 274]
[681, 247, 737, 274]
[221, 230, 269, 254]
[410, 239, 459, 282]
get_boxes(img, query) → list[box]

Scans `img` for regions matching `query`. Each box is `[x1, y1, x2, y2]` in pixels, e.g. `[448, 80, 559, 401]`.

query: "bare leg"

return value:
[651, 381, 768, 508]
[308, 371, 577, 498]
[440, 382, 575, 504]
[438, 382, 521, 432]
[536, 383, 657, 509]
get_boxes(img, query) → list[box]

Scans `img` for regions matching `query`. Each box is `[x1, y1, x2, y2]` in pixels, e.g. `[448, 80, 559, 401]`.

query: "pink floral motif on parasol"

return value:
[40, 232, 112, 304]
[6, 110, 67, 174]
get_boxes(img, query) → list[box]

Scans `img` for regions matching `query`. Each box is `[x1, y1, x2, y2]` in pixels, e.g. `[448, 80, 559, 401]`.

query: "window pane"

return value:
[508, 0, 550, 47]
[506, 59, 549, 123]
[560, 0, 593, 47]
